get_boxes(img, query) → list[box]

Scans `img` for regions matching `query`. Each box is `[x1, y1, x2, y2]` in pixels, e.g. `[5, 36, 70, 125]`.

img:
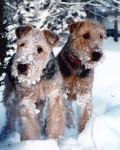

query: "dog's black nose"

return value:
[17, 64, 27, 74]
[92, 51, 101, 61]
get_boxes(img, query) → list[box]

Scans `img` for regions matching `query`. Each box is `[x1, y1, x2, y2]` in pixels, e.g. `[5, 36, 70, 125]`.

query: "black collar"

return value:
[42, 52, 58, 80]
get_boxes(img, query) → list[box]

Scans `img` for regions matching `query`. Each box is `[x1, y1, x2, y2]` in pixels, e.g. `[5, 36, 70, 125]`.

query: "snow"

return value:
[0, 37, 120, 149]
[0, 139, 60, 150]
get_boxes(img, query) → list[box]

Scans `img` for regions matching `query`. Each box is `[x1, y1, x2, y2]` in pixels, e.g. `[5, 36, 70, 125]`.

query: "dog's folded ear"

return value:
[99, 24, 107, 39]
[43, 30, 60, 46]
[68, 21, 82, 39]
[92, 22, 107, 39]
[15, 25, 33, 39]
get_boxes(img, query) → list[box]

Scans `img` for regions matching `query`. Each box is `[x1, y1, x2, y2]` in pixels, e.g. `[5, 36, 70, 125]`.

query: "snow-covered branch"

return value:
[5, 2, 17, 10]
[59, 0, 94, 6]
[59, 0, 120, 10]
[113, 0, 120, 5]
[85, 7, 120, 22]
[59, 0, 111, 7]
[96, 0, 110, 7]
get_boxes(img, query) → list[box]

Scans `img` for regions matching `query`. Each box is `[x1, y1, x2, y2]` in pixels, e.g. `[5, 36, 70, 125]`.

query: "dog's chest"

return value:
[63, 72, 93, 100]
[63, 77, 81, 99]
[39, 78, 60, 99]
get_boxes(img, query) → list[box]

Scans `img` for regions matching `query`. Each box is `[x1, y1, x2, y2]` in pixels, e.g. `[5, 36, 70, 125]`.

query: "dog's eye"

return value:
[20, 43, 25, 47]
[100, 35, 103, 39]
[37, 47, 43, 53]
[83, 33, 90, 39]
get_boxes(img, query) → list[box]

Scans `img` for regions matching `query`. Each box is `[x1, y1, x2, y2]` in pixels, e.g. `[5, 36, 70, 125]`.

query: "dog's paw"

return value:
[79, 125, 85, 133]
[54, 135, 64, 143]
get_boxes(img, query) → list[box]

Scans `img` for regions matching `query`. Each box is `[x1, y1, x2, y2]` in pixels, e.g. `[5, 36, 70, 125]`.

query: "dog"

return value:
[2, 25, 64, 142]
[57, 20, 107, 132]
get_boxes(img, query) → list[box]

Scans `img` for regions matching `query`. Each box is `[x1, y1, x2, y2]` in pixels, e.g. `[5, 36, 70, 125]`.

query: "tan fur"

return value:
[57, 20, 106, 132]
[3, 25, 64, 142]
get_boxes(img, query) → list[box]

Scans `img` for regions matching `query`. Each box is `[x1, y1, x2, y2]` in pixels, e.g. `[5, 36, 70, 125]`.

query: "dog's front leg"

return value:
[3, 95, 16, 133]
[46, 91, 64, 142]
[17, 97, 40, 141]
[64, 99, 75, 128]
[76, 92, 92, 132]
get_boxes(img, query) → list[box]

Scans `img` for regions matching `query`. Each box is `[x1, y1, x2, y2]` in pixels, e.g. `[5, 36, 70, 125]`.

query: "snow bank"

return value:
[0, 139, 60, 150]
[61, 85, 120, 150]
[93, 105, 120, 150]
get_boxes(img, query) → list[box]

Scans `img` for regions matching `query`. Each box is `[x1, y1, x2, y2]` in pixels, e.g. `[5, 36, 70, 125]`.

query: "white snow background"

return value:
[0, 37, 120, 150]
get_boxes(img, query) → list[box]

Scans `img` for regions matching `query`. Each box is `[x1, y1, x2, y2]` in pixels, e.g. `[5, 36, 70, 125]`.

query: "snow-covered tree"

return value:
[31, 0, 86, 33]
[0, 0, 13, 86]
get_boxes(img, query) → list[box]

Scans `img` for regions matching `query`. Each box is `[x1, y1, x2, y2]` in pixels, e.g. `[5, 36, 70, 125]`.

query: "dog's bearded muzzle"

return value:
[11, 54, 42, 87]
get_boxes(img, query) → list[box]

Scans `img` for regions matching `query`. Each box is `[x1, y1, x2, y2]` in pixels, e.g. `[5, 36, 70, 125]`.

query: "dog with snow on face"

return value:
[57, 20, 107, 132]
[2, 25, 64, 142]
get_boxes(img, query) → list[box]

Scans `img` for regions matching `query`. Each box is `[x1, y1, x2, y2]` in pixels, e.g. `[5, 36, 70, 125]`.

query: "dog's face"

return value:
[11, 25, 59, 87]
[68, 20, 106, 67]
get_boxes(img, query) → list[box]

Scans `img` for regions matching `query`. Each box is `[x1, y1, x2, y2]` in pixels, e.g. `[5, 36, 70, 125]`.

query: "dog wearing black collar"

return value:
[57, 20, 106, 132]
[2, 25, 64, 142]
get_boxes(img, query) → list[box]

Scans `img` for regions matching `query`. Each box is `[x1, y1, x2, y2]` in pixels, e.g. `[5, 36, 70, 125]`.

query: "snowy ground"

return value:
[0, 37, 120, 150]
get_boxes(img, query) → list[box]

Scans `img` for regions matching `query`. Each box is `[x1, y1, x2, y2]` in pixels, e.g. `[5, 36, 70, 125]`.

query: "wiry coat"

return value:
[57, 20, 107, 132]
[3, 25, 64, 141]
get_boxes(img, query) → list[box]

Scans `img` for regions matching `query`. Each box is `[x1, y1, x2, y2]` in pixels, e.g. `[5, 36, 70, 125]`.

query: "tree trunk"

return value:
[114, 4, 118, 42]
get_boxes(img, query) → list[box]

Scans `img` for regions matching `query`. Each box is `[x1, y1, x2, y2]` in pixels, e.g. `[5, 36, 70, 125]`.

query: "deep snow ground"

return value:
[0, 37, 120, 150]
